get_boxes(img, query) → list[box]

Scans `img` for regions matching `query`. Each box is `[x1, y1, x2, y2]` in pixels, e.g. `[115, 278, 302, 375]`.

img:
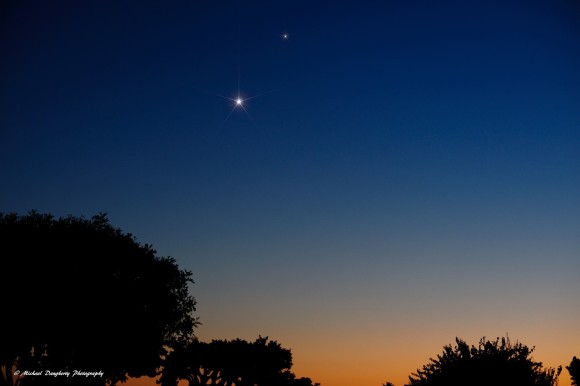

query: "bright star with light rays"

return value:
[192, 86, 278, 130]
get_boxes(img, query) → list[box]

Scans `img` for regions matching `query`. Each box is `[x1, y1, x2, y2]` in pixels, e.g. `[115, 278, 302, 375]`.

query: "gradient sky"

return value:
[1, 1, 579, 386]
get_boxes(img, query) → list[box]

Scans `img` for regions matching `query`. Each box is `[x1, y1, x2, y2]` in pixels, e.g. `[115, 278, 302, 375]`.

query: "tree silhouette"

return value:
[160, 337, 319, 386]
[406, 336, 561, 386]
[0, 211, 198, 386]
[568, 357, 580, 386]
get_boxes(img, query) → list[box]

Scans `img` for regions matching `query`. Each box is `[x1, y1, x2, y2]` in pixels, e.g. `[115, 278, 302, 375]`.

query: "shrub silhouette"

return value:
[568, 357, 580, 386]
[0, 211, 198, 386]
[406, 336, 561, 386]
[160, 336, 319, 386]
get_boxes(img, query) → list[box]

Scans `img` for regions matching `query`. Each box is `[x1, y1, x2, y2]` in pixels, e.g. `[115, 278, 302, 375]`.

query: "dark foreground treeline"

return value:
[0, 212, 578, 386]
[384, 339, 578, 386]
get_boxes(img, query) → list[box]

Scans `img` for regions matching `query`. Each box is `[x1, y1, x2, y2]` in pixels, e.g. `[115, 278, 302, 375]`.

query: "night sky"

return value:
[1, 1, 579, 386]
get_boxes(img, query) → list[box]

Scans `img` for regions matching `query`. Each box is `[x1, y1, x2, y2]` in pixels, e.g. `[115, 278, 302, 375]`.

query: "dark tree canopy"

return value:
[160, 337, 319, 386]
[568, 357, 580, 386]
[0, 211, 198, 386]
[406, 336, 561, 386]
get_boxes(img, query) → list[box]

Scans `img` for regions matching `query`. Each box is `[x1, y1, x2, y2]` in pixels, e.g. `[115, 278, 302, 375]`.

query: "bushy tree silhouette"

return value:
[568, 357, 580, 386]
[406, 336, 561, 386]
[0, 211, 198, 386]
[160, 336, 319, 386]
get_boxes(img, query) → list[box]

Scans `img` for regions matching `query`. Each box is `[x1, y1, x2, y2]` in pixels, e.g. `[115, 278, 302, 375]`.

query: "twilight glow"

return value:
[0, 1, 578, 386]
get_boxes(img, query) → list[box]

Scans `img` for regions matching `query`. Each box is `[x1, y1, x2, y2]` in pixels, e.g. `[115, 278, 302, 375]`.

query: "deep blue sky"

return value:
[1, 1, 579, 385]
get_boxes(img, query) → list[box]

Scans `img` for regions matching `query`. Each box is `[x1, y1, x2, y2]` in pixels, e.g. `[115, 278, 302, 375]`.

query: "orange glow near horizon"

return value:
[123, 352, 574, 386]
[123, 325, 578, 386]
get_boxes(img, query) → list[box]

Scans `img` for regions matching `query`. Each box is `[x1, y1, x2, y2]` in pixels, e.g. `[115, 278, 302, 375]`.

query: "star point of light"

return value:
[282, 33, 288, 40]
[193, 85, 279, 131]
